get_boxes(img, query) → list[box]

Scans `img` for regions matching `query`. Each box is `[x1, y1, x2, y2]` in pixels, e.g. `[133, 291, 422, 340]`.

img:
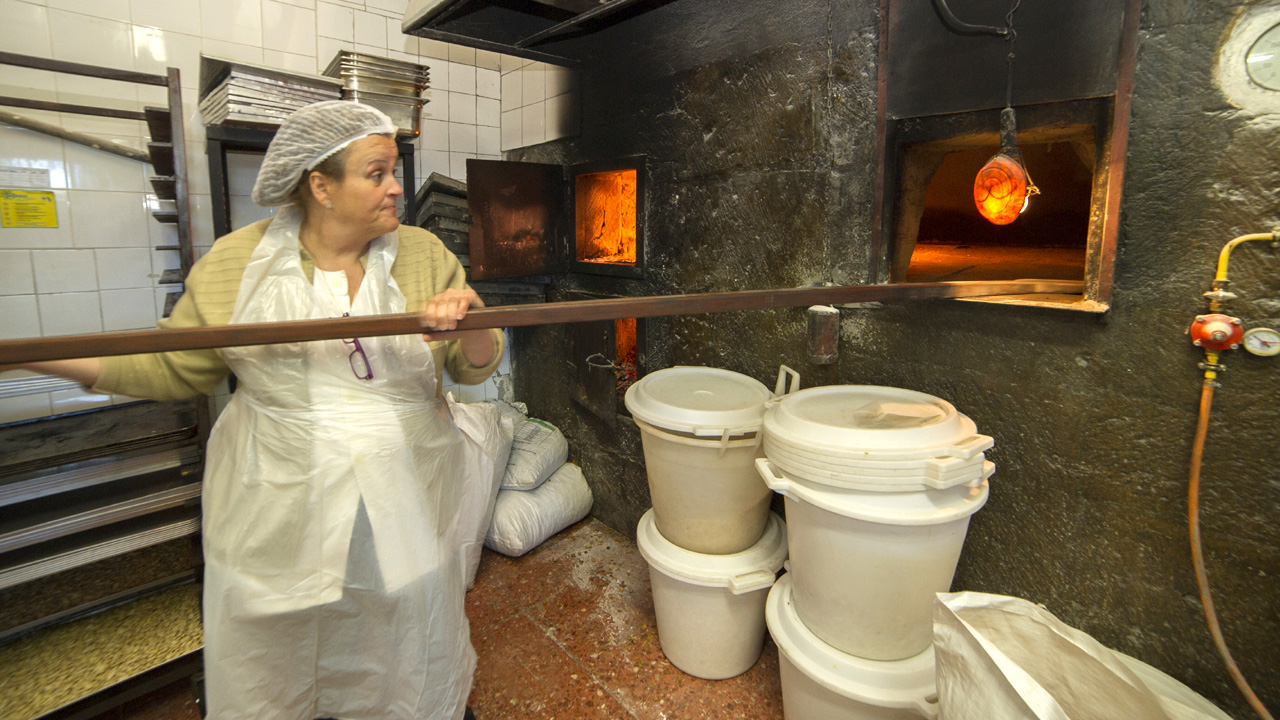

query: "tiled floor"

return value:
[94, 517, 784, 720]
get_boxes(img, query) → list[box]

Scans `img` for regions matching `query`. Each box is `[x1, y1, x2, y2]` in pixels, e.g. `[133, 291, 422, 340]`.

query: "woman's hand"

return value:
[421, 289, 496, 368]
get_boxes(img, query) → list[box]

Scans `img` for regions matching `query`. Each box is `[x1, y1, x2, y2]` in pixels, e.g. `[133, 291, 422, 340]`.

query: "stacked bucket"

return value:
[624, 366, 797, 679]
[757, 384, 994, 718]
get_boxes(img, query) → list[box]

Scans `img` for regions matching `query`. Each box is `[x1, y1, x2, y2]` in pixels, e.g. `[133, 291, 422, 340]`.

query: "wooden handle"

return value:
[0, 279, 1083, 364]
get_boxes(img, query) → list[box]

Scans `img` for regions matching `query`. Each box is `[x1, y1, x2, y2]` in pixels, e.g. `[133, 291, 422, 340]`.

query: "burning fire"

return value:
[615, 317, 638, 392]
[576, 170, 637, 264]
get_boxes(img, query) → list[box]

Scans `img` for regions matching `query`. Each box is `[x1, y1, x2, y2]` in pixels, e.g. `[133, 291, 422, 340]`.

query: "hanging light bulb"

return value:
[974, 107, 1039, 225]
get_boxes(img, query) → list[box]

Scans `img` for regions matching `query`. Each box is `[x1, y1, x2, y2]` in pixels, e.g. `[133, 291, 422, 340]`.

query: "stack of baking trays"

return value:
[414, 171, 469, 255]
[322, 51, 429, 137]
[198, 55, 342, 128]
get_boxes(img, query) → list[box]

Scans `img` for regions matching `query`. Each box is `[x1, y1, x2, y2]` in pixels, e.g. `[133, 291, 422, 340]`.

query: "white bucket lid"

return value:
[637, 508, 787, 594]
[757, 458, 990, 526]
[764, 385, 985, 455]
[766, 573, 939, 716]
[625, 366, 773, 437]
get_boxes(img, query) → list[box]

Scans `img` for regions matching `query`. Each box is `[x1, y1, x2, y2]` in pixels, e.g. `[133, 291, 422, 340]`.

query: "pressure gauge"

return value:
[1242, 327, 1280, 357]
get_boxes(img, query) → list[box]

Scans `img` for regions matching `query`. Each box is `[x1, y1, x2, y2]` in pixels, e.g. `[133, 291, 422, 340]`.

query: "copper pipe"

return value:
[0, 279, 1082, 365]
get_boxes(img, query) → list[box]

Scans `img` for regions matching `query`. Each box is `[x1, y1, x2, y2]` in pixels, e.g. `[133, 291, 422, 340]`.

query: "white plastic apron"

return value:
[201, 206, 475, 720]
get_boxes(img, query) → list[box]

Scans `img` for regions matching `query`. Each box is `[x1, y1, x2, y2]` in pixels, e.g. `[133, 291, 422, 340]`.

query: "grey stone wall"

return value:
[511, 1, 1279, 715]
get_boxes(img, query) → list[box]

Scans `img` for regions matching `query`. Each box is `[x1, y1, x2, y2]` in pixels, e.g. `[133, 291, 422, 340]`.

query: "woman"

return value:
[22, 101, 501, 720]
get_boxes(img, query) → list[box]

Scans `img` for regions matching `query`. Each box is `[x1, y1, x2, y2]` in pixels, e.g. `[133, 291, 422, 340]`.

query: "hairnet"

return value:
[251, 100, 399, 207]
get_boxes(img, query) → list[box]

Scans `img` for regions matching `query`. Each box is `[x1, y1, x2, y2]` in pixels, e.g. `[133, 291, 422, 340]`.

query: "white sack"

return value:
[501, 417, 569, 490]
[447, 395, 515, 589]
[934, 591, 1232, 720]
[485, 462, 593, 557]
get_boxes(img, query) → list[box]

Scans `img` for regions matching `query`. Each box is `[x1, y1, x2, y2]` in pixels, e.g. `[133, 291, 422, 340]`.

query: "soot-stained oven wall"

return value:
[507, 1, 1280, 715]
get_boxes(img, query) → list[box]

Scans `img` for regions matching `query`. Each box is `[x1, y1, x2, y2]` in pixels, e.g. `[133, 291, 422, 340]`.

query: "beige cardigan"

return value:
[94, 218, 503, 400]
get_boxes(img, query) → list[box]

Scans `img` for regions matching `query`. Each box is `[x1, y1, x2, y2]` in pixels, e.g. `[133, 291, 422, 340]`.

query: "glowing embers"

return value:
[974, 151, 1037, 225]
[616, 317, 638, 395]
[575, 169, 638, 265]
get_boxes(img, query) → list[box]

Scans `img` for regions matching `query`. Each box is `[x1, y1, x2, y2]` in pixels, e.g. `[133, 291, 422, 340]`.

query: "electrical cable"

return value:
[1188, 373, 1275, 720]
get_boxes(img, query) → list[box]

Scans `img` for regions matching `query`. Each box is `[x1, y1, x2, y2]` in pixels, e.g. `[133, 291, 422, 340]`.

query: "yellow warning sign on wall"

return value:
[1, 189, 58, 228]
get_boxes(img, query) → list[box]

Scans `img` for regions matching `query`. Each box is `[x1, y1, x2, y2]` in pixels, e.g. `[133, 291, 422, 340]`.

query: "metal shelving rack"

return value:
[0, 51, 206, 720]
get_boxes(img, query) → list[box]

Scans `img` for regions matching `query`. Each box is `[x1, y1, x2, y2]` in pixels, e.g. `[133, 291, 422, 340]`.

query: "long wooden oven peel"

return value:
[0, 279, 1082, 364]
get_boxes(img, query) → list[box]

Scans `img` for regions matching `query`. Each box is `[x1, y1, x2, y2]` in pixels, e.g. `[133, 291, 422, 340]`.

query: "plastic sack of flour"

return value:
[934, 591, 1232, 720]
[446, 395, 515, 589]
[501, 417, 569, 490]
[485, 462, 593, 557]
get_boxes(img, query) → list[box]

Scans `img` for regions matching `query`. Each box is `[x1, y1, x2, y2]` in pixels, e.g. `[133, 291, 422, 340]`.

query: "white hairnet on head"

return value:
[251, 100, 399, 207]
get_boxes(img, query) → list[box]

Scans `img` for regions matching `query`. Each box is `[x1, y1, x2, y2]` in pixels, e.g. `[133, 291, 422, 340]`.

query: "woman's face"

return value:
[325, 134, 403, 239]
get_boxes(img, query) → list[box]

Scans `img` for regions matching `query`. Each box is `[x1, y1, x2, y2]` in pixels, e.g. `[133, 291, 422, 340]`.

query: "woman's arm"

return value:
[6, 359, 101, 387]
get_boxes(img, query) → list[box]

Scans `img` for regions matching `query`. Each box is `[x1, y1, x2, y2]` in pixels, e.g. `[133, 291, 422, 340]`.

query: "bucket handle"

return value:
[943, 434, 995, 460]
[774, 364, 801, 396]
[727, 569, 778, 595]
[755, 457, 793, 496]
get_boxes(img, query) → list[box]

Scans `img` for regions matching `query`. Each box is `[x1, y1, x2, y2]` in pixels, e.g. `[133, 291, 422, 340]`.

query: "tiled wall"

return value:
[0, 0, 574, 424]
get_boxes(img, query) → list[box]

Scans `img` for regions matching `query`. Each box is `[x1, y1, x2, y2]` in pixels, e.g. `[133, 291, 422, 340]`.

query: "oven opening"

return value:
[575, 169, 638, 266]
[615, 317, 638, 399]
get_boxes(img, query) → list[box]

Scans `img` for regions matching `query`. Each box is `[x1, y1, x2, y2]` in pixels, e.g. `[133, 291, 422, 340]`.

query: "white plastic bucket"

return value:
[633, 418, 771, 553]
[758, 458, 988, 661]
[766, 573, 939, 719]
[637, 508, 788, 680]
[626, 365, 798, 554]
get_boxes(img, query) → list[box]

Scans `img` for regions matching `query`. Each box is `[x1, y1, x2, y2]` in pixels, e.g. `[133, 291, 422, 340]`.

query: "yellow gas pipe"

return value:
[1190, 230, 1278, 720]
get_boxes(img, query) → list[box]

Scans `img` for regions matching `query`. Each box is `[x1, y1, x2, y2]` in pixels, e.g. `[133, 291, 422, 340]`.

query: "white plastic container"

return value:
[625, 366, 798, 554]
[637, 508, 788, 680]
[767, 573, 939, 719]
[758, 458, 988, 661]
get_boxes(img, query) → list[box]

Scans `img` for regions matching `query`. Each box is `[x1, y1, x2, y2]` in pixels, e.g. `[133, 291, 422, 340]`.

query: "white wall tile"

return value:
[101, 287, 158, 330]
[0, 394, 54, 425]
[202, 0, 263, 46]
[96, 248, 153, 290]
[474, 50, 500, 72]
[202, 38, 264, 66]
[386, 16, 418, 55]
[0, 251, 35, 296]
[500, 108, 522, 152]
[263, 1, 317, 56]
[448, 44, 474, 64]
[477, 96, 500, 127]
[448, 62, 475, 95]
[69, 191, 150, 248]
[0, 191, 75, 250]
[499, 53, 525, 74]
[50, 387, 113, 415]
[476, 68, 499, 99]
[132, 27, 204, 87]
[546, 65, 576, 98]
[420, 39, 449, 60]
[448, 91, 476, 125]
[38, 291, 102, 335]
[131, 0, 201, 36]
[420, 119, 449, 152]
[33, 249, 98, 293]
[317, 1, 354, 41]
[500, 70, 521, 113]
[354, 10, 386, 47]
[521, 64, 545, 107]
[277, 0, 316, 8]
[448, 123, 477, 154]
[262, 49, 318, 75]
[426, 60, 449, 91]
[477, 126, 499, 156]
[316, 36, 354, 72]
[49, 9, 135, 70]
[521, 102, 545, 147]
[1, 0, 52, 58]
[190, 193, 216, 246]
[365, 0, 405, 15]
[0, 295, 41, 338]
[422, 91, 449, 121]
[421, 150, 449, 178]
[448, 152, 472, 181]
[55, 74, 142, 139]
[0, 126, 68, 190]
